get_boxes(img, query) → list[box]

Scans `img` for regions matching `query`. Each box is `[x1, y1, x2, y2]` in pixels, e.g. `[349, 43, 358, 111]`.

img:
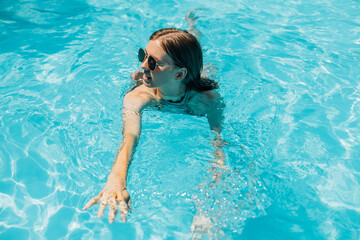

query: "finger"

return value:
[130, 70, 139, 79]
[128, 199, 132, 213]
[97, 199, 107, 218]
[108, 198, 118, 224]
[119, 200, 129, 214]
[119, 200, 129, 222]
[121, 213, 127, 222]
[83, 195, 100, 210]
[190, 222, 196, 233]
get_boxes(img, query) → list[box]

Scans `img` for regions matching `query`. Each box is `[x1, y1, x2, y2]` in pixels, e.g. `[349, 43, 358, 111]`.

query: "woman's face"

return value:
[140, 40, 179, 89]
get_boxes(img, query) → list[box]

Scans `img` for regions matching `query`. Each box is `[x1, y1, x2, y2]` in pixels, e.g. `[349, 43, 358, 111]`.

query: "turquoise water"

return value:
[1, 0, 359, 239]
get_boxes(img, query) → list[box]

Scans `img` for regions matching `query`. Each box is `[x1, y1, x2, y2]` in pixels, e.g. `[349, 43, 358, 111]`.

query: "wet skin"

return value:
[83, 40, 224, 223]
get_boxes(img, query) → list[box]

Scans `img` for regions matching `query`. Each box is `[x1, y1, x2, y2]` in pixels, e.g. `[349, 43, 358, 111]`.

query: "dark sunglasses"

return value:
[138, 48, 159, 71]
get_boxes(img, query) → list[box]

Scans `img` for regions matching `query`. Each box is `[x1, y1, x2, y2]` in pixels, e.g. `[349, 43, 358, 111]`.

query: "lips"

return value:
[143, 70, 152, 83]
[143, 74, 151, 80]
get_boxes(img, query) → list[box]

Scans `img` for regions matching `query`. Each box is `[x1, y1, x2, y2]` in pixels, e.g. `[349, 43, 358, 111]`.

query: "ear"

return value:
[175, 68, 187, 81]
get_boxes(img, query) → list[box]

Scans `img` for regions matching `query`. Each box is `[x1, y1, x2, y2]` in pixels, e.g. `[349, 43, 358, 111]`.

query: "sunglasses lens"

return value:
[138, 48, 157, 71]
[148, 56, 157, 71]
[138, 48, 145, 62]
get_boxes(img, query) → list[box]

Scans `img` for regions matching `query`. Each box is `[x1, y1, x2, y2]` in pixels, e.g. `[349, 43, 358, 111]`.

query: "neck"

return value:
[157, 85, 187, 102]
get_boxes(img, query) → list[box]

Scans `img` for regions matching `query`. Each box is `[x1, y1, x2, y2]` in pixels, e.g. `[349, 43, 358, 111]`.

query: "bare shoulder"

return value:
[123, 85, 154, 112]
[188, 89, 224, 115]
[189, 89, 222, 104]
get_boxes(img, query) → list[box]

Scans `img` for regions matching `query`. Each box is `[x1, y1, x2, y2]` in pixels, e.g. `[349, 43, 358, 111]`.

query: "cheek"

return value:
[151, 69, 166, 79]
[151, 67, 175, 81]
[160, 68, 175, 78]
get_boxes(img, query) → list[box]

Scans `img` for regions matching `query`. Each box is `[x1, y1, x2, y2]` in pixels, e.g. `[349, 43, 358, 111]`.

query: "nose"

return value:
[140, 56, 148, 70]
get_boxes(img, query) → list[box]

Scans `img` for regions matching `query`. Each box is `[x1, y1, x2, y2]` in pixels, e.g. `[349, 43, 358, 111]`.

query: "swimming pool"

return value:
[1, 0, 359, 239]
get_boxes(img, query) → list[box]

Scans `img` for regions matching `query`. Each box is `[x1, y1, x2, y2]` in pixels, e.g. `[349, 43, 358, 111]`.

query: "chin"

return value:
[143, 81, 156, 88]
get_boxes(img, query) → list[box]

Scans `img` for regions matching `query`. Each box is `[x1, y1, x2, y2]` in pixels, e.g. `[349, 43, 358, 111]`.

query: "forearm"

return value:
[214, 147, 225, 166]
[211, 133, 227, 167]
[108, 134, 139, 186]
[83, 92, 146, 222]
[207, 132, 229, 184]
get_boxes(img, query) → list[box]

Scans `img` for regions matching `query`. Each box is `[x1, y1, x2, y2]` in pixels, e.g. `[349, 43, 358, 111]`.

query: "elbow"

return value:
[121, 125, 141, 141]
[123, 132, 140, 144]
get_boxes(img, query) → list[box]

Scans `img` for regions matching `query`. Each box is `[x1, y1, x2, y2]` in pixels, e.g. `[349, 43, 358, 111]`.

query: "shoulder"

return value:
[187, 89, 224, 115]
[124, 85, 150, 98]
[189, 89, 221, 104]
[123, 85, 154, 112]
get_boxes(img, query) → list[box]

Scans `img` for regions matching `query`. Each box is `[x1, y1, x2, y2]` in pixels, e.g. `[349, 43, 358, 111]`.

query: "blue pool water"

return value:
[1, 0, 359, 239]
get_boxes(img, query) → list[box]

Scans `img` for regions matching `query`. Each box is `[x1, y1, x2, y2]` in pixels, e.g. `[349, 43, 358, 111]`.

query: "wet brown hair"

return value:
[150, 28, 218, 91]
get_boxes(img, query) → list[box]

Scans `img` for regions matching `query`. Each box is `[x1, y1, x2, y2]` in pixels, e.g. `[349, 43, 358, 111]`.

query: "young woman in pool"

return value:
[83, 27, 225, 223]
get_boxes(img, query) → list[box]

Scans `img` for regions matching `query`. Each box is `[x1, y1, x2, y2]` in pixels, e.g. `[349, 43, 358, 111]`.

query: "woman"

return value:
[83, 28, 224, 224]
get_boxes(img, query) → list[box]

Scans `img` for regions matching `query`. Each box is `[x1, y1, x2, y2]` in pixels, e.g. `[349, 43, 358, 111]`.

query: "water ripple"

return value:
[1, 0, 360, 239]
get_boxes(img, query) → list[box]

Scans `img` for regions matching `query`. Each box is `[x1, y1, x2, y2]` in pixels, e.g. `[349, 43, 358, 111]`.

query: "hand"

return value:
[191, 215, 214, 238]
[83, 176, 131, 223]
[130, 69, 143, 81]
[185, 10, 201, 39]
[185, 10, 199, 25]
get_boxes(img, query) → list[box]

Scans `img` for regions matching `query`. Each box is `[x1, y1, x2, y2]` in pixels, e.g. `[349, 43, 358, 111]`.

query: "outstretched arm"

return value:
[191, 91, 227, 234]
[83, 91, 149, 223]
